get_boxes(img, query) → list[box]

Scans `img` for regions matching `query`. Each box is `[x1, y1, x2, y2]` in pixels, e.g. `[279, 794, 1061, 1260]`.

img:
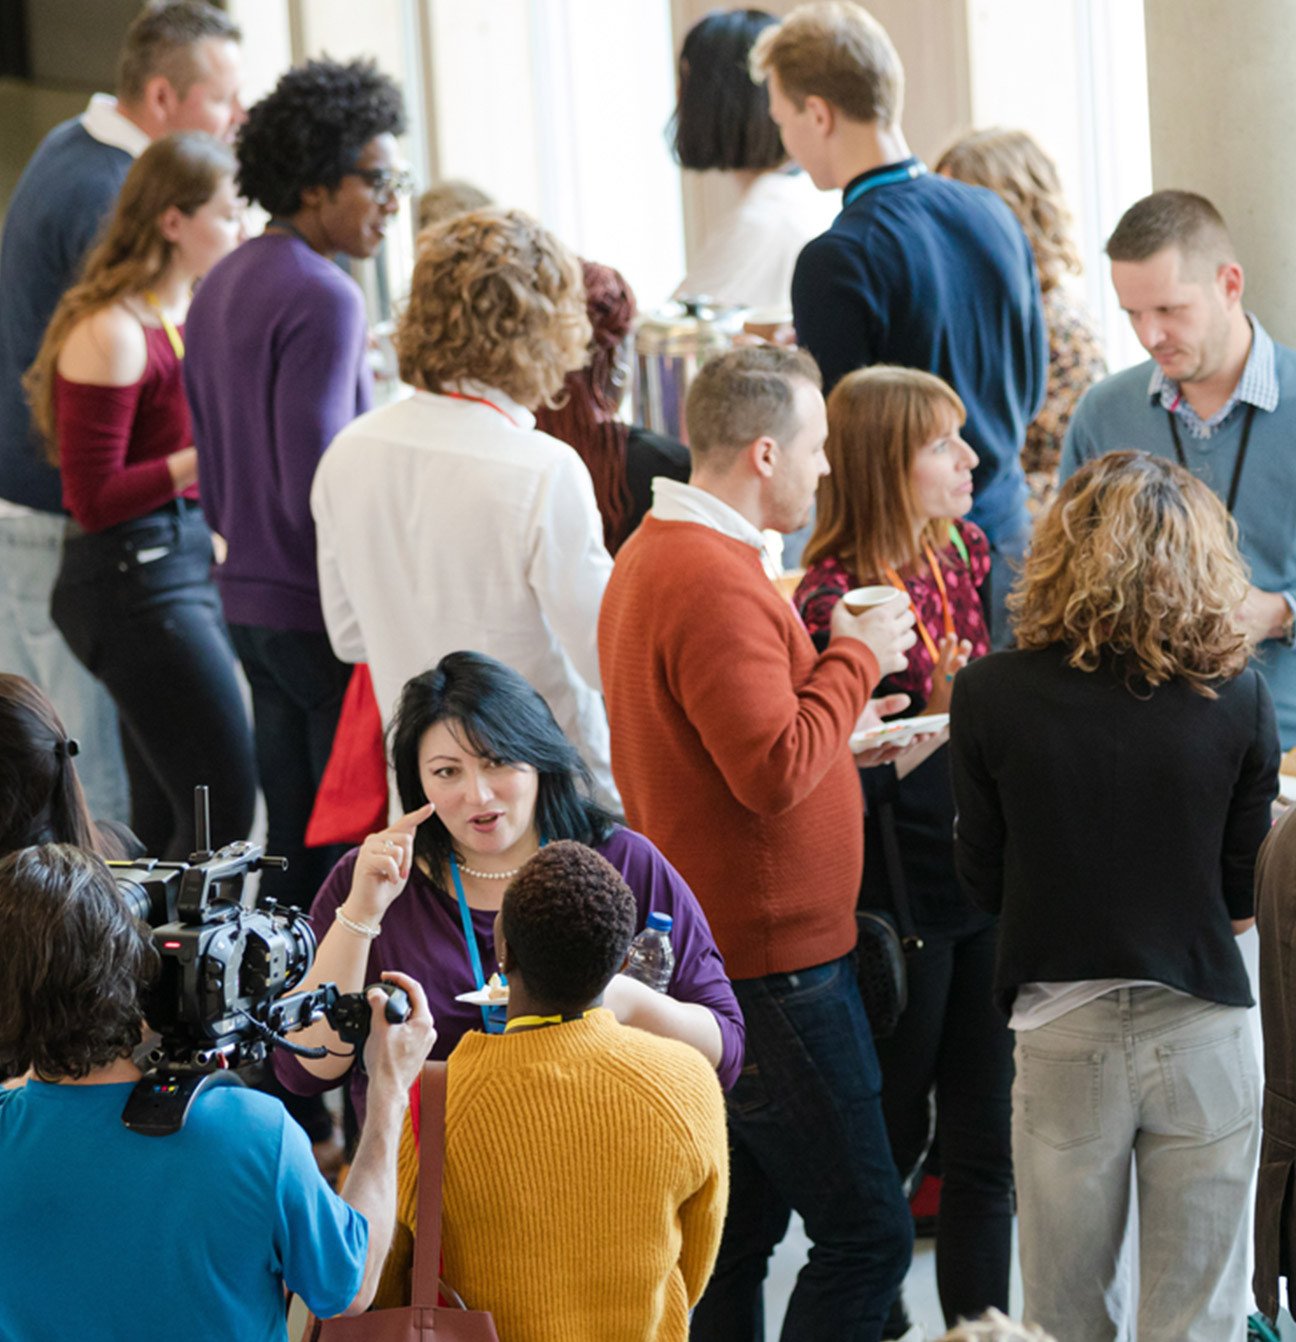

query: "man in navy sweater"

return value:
[751, 2, 1046, 647]
[0, 1, 243, 818]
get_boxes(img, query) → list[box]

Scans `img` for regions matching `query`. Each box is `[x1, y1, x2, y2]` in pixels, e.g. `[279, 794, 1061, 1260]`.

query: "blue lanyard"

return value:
[448, 853, 507, 1034]
[842, 160, 927, 209]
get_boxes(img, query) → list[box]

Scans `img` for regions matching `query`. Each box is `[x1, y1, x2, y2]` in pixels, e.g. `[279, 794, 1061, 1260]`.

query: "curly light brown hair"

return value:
[1011, 451, 1251, 695]
[936, 128, 1081, 292]
[396, 208, 590, 411]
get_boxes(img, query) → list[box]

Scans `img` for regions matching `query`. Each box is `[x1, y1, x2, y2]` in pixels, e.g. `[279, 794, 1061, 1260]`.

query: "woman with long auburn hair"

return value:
[794, 365, 1011, 1338]
[951, 451, 1278, 1342]
[534, 260, 690, 554]
[25, 131, 255, 860]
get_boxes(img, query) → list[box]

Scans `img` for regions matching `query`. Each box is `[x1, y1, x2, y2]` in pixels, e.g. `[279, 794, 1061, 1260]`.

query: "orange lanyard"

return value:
[883, 542, 954, 664]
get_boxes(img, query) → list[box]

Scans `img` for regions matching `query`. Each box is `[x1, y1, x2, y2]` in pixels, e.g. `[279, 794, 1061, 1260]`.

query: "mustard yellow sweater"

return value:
[379, 1009, 728, 1340]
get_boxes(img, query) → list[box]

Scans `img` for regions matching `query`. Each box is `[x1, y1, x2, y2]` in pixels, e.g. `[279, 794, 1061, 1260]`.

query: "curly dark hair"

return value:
[0, 844, 157, 1080]
[389, 652, 618, 882]
[501, 841, 636, 1012]
[236, 57, 407, 216]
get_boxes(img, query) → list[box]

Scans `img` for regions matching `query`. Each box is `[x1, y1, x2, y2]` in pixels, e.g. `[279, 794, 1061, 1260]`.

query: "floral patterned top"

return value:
[1024, 287, 1107, 516]
[794, 518, 992, 708]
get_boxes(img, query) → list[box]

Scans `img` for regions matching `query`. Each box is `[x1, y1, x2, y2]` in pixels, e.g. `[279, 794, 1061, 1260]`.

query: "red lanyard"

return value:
[883, 542, 954, 664]
[442, 390, 519, 428]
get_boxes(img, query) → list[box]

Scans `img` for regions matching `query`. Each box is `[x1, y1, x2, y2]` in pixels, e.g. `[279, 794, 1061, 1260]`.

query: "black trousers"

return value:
[227, 623, 351, 913]
[875, 917, 1015, 1330]
[51, 501, 256, 859]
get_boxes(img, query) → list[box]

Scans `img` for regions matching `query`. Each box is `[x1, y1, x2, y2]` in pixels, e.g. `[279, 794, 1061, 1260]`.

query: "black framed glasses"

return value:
[346, 166, 415, 205]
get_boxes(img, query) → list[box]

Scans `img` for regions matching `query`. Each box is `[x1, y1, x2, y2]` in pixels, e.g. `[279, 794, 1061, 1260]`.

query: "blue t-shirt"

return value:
[0, 1079, 367, 1341]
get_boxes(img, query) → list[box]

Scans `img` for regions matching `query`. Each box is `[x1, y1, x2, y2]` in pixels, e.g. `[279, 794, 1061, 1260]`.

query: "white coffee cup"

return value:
[841, 585, 904, 615]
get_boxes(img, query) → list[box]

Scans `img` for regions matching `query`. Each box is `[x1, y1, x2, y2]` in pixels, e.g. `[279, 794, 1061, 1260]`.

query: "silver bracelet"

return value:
[336, 908, 382, 939]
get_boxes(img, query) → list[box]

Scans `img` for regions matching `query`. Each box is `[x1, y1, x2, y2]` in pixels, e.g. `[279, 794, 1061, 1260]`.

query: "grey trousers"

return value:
[1013, 986, 1259, 1342]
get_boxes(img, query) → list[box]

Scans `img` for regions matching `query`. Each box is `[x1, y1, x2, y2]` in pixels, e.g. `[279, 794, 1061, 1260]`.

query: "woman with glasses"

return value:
[184, 57, 409, 915]
[183, 57, 408, 1167]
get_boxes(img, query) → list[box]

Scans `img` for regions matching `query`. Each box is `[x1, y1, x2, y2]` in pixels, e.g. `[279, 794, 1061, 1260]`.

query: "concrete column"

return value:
[1144, 0, 1296, 346]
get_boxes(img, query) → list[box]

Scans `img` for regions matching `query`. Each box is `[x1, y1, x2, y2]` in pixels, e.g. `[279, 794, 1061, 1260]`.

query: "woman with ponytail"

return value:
[0, 673, 132, 860]
[535, 260, 689, 554]
[25, 131, 255, 860]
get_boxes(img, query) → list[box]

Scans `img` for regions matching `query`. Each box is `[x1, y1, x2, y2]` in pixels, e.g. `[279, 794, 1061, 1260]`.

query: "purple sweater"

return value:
[275, 826, 745, 1121]
[184, 233, 371, 632]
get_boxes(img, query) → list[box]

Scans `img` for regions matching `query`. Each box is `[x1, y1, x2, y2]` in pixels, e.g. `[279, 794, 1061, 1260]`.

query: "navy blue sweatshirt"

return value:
[0, 120, 131, 512]
[792, 160, 1046, 546]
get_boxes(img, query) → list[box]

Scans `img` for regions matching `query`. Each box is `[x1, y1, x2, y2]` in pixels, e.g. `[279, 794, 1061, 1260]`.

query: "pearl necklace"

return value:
[457, 861, 522, 881]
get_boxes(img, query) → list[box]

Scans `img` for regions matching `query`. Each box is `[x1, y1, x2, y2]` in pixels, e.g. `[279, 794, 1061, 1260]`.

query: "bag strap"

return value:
[411, 1060, 450, 1307]
[878, 802, 923, 951]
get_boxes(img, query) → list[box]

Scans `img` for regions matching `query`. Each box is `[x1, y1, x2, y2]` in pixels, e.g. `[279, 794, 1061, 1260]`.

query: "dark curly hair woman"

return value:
[183, 56, 409, 1164]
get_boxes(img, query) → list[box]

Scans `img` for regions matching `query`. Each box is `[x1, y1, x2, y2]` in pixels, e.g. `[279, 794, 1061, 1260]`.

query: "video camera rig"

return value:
[110, 787, 407, 1136]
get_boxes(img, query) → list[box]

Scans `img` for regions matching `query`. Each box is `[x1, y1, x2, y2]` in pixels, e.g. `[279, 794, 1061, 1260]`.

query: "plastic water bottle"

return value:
[624, 911, 675, 993]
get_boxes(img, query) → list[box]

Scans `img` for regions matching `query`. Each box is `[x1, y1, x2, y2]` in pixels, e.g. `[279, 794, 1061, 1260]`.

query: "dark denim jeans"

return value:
[875, 918, 1014, 1330]
[51, 501, 255, 858]
[228, 623, 352, 912]
[691, 955, 914, 1342]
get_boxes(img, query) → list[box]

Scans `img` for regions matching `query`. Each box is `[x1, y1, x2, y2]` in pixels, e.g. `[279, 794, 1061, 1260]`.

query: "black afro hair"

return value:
[236, 57, 406, 216]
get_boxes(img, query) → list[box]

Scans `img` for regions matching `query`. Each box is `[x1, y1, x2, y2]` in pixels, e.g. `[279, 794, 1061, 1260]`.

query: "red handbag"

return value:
[304, 663, 388, 848]
[308, 1063, 500, 1341]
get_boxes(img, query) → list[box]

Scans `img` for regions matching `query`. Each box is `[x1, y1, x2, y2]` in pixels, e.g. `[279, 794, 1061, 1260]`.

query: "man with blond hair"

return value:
[0, 0, 243, 821]
[750, 2, 1045, 647]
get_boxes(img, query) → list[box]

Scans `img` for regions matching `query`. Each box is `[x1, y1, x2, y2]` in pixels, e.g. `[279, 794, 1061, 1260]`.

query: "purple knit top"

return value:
[274, 826, 745, 1122]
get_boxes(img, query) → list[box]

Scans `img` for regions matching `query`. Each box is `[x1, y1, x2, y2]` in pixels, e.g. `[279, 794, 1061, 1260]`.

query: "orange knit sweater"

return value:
[598, 516, 879, 979]
[381, 1011, 728, 1341]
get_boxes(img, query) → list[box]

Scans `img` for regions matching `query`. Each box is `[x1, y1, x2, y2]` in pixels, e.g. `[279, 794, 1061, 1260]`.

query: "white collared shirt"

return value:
[79, 93, 151, 158]
[650, 477, 784, 578]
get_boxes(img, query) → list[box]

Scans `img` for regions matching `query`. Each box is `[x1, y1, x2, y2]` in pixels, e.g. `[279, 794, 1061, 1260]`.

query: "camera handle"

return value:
[121, 1068, 245, 1137]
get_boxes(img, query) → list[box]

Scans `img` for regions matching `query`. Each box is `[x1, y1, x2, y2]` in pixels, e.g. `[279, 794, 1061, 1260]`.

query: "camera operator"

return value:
[0, 842, 435, 1341]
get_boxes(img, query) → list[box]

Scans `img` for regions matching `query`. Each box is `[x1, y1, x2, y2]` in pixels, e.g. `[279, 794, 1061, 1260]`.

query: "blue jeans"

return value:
[228, 623, 352, 912]
[691, 955, 914, 1342]
[985, 518, 1031, 652]
[875, 918, 1014, 1328]
[0, 511, 129, 822]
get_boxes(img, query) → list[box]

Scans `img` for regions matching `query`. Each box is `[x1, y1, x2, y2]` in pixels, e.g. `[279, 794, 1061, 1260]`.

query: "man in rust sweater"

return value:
[599, 345, 918, 1341]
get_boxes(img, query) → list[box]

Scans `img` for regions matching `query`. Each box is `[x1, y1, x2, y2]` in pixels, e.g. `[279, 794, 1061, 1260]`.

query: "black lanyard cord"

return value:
[1166, 401, 1256, 515]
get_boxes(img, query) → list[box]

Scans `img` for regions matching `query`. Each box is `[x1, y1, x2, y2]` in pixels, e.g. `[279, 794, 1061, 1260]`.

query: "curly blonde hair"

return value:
[1011, 451, 1251, 695]
[936, 128, 1080, 292]
[396, 208, 590, 411]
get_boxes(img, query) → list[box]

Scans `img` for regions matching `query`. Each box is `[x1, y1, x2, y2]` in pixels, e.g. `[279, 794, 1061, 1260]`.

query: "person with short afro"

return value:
[182, 55, 408, 1159]
[380, 841, 730, 1342]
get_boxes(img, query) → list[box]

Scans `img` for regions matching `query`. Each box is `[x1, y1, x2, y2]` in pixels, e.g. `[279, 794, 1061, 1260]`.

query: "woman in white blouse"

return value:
[311, 208, 617, 803]
[671, 8, 835, 312]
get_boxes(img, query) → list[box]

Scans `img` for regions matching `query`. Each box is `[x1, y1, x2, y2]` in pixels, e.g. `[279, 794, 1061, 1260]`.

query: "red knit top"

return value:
[55, 324, 195, 532]
[599, 516, 880, 980]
